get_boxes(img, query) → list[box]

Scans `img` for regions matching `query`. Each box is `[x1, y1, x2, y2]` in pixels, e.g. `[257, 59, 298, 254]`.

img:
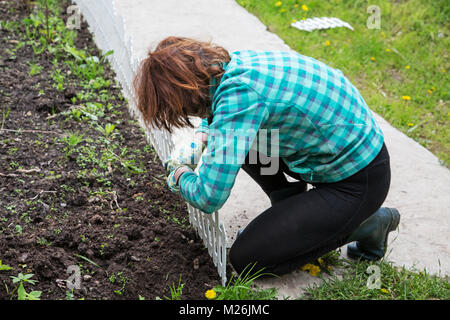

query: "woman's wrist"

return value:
[174, 166, 191, 185]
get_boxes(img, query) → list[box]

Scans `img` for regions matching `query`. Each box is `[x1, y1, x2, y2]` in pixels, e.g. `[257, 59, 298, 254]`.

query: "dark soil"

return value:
[0, 0, 221, 300]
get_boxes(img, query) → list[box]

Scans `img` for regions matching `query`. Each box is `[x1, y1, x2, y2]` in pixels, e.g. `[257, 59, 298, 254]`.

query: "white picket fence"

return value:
[72, 0, 228, 286]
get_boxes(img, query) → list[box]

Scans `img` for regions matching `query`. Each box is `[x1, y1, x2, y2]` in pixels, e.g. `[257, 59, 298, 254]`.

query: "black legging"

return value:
[229, 143, 391, 276]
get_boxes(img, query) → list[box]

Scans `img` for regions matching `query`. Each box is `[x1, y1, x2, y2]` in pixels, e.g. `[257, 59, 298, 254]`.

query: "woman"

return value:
[133, 36, 400, 276]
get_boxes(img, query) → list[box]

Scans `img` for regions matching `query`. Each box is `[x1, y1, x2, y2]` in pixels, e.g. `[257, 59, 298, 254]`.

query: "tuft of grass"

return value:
[213, 263, 278, 300]
[237, 0, 449, 166]
[300, 259, 450, 300]
[164, 274, 185, 300]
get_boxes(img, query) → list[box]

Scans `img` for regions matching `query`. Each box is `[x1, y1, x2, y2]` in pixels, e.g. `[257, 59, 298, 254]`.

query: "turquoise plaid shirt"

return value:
[179, 50, 384, 214]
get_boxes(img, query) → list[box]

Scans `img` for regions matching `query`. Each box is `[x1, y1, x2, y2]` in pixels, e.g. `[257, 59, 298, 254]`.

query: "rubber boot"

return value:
[346, 207, 400, 261]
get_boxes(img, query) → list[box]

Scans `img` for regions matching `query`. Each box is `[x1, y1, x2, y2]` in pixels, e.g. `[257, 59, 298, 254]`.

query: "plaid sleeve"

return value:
[178, 83, 268, 214]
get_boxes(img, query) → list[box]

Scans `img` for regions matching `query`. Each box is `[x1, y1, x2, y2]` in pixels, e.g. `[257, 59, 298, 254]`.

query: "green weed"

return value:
[0, 260, 13, 271]
[163, 274, 185, 300]
[28, 62, 43, 76]
[9, 273, 42, 300]
[213, 264, 278, 300]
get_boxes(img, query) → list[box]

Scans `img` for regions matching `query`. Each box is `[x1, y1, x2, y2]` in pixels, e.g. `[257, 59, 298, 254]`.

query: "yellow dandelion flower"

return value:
[441, 69, 446, 73]
[301, 263, 320, 276]
[407, 123, 414, 127]
[427, 89, 433, 94]
[385, 48, 391, 52]
[309, 265, 321, 277]
[301, 4, 308, 11]
[380, 288, 389, 294]
[405, 65, 410, 70]
[302, 17, 306, 20]
[205, 289, 217, 300]
[301, 263, 315, 271]
[275, 1, 282, 7]
[325, 40, 330, 46]
[292, 19, 297, 23]
[381, 31, 386, 38]
[317, 258, 324, 265]
[370, 57, 375, 61]
[402, 95, 411, 101]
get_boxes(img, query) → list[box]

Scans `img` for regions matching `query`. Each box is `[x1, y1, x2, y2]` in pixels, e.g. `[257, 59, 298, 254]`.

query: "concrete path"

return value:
[100, 0, 447, 298]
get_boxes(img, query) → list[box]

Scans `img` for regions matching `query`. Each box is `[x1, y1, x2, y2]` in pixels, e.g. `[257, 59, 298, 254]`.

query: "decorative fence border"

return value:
[73, 0, 228, 286]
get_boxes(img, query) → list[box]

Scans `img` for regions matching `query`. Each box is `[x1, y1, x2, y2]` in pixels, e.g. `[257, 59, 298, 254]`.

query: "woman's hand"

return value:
[167, 166, 193, 194]
[165, 132, 208, 194]
[164, 134, 208, 172]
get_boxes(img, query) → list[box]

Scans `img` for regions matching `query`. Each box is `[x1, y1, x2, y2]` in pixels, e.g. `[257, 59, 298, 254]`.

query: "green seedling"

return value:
[1, 106, 11, 130]
[95, 123, 116, 138]
[9, 273, 42, 300]
[8, 147, 18, 155]
[63, 132, 84, 158]
[65, 289, 75, 300]
[64, 132, 84, 147]
[37, 237, 51, 246]
[5, 48, 17, 61]
[15, 225, 23, 236]
[0, 260, 13, 271]
[69, 108, 82, 121]
[28, 62, 43, 76]
[104, 123, 116, 137]
[99, 243, 107, 256]
[164, 275, 184, 300]
[64, 45, 113, 81]
[0, 20, 19, 32]
[112, 272, 128, 296]
[51, 67, 65, 91]
[83, 102, 105, 120]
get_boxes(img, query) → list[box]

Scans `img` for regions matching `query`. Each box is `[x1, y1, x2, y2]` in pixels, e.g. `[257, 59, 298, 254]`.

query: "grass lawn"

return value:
[236, 0, 449, 166]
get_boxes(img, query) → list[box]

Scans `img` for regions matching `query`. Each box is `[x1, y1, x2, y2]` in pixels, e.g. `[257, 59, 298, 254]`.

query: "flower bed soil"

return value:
[0, 0, 221, 300]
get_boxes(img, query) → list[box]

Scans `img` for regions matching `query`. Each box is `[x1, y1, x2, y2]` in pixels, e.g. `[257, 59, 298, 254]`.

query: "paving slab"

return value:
[84, 0, 448, 298]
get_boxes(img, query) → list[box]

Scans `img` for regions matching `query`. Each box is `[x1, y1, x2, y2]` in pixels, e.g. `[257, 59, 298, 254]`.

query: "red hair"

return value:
[133, 37, 230, 132]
